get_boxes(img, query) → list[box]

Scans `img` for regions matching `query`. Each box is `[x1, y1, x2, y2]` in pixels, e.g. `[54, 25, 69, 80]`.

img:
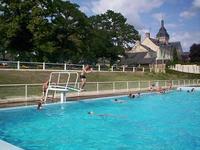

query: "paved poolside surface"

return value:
[0, 88, 147, 108]
[0, 140, 23, 150]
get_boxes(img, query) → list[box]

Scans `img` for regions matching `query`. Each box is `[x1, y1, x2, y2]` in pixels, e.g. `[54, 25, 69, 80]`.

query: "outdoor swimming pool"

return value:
[0, 91, 200, 150]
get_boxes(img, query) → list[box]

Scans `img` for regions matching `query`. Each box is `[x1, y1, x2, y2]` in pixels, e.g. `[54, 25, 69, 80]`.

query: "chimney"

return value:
[135, 40, 141, 45]
[145, 32, 150, 38]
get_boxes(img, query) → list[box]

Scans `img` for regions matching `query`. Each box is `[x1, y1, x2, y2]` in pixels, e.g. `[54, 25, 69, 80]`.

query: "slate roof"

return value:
[123, 52, 156, 65]
[156, 20, 169, 39]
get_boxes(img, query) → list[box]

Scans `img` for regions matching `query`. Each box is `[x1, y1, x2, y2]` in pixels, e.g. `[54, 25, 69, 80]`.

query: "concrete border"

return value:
[0, 140, 23, 150]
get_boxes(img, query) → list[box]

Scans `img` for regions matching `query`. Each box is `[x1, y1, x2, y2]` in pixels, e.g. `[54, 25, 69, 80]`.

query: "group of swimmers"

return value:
[128, 92, 140, 98]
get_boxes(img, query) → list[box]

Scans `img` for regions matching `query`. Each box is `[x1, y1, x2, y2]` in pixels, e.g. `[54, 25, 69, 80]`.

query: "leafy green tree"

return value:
[189, 43, 200, 63]
[88, 10, 140, 65]
[0, 0, 89, 62]
[0, 0, 35, 61]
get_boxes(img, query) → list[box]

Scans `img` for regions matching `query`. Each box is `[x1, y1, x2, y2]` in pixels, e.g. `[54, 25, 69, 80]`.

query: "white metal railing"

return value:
[0, 79, 199, 102]
[0, 61, 152, 72]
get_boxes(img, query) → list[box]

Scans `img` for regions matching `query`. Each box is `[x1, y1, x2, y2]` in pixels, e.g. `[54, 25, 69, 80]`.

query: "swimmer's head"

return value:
[114, 99, 118, 101]
[88, 111, 94, 115]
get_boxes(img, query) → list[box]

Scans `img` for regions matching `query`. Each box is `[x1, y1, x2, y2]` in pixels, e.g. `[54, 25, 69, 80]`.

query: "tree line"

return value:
[0, 0, 140, 64]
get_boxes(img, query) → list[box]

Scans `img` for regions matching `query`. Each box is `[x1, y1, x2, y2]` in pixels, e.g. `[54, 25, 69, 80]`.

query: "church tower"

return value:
[156, 20, 169, 44]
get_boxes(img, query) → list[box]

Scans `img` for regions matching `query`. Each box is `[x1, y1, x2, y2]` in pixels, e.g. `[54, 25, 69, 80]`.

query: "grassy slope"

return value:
[0, 69, 200, 84]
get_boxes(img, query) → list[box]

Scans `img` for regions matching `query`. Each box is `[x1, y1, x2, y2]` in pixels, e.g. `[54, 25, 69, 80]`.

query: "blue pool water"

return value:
[0, 91, 200, 150]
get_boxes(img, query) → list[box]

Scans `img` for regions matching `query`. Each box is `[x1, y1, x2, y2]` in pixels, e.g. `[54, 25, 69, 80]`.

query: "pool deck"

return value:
[0, 140, 23, 150]
[0, 87, 174, 108]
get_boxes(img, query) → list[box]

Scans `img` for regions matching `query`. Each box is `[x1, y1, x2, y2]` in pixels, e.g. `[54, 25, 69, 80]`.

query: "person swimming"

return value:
[128, 92, 141, 98]
[87, 111, 126, 118]
[113, 99, 125, 103]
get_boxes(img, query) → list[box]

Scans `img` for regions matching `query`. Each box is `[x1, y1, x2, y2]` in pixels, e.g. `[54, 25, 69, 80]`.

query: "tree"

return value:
[88, 10, 140, 65]
[35, 0, 87, 62]
[0, 0, 89, 62]
[0, 1, 35, 61]
[189, 43, 200, 63]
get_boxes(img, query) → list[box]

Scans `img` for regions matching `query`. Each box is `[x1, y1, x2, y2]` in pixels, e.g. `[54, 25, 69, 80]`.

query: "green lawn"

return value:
[0, 69, 200, 101]
[0, 69, 200, 84]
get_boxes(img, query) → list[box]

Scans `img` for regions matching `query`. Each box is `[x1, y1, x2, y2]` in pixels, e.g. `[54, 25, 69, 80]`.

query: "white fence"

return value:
[0, 61, 151, 72]
[170, 64, 200, 74]
[0, 79, 199, 103]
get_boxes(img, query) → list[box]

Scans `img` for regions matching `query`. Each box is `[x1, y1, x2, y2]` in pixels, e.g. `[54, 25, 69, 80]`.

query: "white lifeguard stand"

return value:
[44, 72, 81, 103]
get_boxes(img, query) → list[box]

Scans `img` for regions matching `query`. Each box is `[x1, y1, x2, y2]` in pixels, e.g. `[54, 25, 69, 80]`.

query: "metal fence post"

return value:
[123, 65, 125, 72]
[64, 63, 67, 70]
[138, 81, 141, 91]
[149, 80, 151, 88]
[43, 62, 45, 70]
[133, 67, 135, 72]
[111, 66, 113, 72]
[113, 82, 115, 92]
[97, 82, 99, 94]
[17, 61, 20, 70]
[25, 84, 27, 100]
[98, 65, 101, 72]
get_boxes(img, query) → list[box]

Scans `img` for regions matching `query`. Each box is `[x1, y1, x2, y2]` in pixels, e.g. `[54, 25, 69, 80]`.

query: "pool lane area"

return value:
[0, 90, 200, 150]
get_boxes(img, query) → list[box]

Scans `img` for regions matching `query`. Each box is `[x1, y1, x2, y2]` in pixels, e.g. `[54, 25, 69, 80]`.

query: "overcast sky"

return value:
[70, 0, 200, 52]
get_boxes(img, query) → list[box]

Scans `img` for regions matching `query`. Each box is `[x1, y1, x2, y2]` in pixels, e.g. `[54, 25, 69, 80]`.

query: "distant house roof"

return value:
[149, 38, 160, 46]
[156, 20, 169, 39]
[124, 52, 156, 65]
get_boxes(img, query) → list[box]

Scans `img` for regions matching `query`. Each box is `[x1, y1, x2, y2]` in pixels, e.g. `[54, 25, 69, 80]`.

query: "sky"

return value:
[70, 0, 200, 52]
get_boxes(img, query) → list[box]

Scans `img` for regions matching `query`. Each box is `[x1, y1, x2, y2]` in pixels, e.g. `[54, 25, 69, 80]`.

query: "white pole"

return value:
[17, 61, 20, 70]
[113, 82, 115, 93]
[127, 81, 129, 91]
[98, 65, 100, 72]
[123, 65, 125, 72]
[97, 82, 99, 94]
[64, 63, 67, 70]
[43, 62, 45, 70]
[133, 67, 135, 72]
[25, 84, 27, 100]
[138, 81, 141, 91]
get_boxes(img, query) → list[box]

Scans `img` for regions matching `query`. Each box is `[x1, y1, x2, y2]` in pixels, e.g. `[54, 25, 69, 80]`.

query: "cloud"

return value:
[171, 31, 200, 51]
[165, 23, 178, 28]
[180, 11, 196, 19]
[180, 0, 200, 19]
[193, 0, 200, 8]
[152, 13, 165, 22]
[90, 0, 166, 29]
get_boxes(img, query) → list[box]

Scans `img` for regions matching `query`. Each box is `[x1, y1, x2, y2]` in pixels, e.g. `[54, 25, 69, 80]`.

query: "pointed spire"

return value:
[161, 20, 164, 27]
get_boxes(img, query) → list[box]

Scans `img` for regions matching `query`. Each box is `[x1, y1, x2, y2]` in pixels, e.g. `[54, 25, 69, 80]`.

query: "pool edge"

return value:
[0, 140, 24, 150]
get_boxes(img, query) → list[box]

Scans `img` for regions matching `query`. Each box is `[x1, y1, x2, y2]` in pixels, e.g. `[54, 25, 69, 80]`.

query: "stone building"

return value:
[121, 20, 183, 65]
